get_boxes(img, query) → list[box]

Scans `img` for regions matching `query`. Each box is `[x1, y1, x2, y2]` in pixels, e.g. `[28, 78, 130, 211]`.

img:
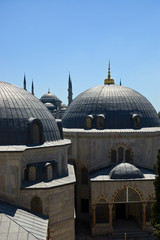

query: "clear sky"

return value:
[0, 0, 160, 111]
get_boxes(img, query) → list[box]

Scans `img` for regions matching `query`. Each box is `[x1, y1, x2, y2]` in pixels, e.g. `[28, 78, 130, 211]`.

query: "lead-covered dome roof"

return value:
[0, 82, 61, 145]
[40, 91, 61, 103]
[109, 163, 144, 179]
[62, 84, 160, 129]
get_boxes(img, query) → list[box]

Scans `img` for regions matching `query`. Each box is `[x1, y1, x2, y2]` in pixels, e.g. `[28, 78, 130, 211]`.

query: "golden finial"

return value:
[104, 61, 114, 85]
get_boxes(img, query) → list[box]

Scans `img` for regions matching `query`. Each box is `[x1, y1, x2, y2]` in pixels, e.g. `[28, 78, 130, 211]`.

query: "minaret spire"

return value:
[104, 61, 114, 85]
[24, 74, 27, 90]
[31, 80, 34, 95]
[68, 73, 73, 106]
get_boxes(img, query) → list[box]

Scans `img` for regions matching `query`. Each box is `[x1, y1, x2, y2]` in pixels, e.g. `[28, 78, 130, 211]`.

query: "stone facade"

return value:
[63, 127, 160, 236]
[0, 141, 75, 240]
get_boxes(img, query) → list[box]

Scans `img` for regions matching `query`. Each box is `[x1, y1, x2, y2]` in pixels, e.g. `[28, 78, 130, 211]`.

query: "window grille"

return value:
[45, 163, 53, 180]
[96, 203, 109, 223]
[128, 188, 141, 202]
[31, 196, 43, 214]
[28, 166, 36, 181]
[33, 122, 41, 144]
[97, 116, 104, 129]
[114, 188, 141, 203]
[115, 188, 126, 203]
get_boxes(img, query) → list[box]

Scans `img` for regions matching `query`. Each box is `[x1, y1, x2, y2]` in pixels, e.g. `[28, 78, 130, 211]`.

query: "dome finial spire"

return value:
[104, 60, 114, 85]
[108, 60, 111, 78]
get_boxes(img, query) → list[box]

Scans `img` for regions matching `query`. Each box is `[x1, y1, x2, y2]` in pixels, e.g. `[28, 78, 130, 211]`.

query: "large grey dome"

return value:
[62, 84, 160, 129]
[109, 163, 144, 179]
[0, 82, 61, 145]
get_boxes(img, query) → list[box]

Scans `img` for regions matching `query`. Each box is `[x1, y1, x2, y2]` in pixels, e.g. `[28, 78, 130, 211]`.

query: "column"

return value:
[109, 203, 113, 231]
[92, 205, 96, 228]
[142, 202, 146, 230]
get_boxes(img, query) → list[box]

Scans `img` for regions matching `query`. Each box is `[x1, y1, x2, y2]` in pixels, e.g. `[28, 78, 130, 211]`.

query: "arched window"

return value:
[111, 146, 132, 163]
[28, 118, 43, 145]
[125, 149, 131, 163]
[85, 115, 93, 129]
[97, 114, 105, 129]
[132, 114, 141, 129]
[111, 150, 117, 163]
[31, 196, 43, 214]
[96, 199, 109, 223]
[28, 166, 37, 181]
[114, 188, 141, 203]
[81, 168, 88, 185]
[118, 147, 124, 162]
[45, 163, 53, 181]
[33, 122, 41, 144]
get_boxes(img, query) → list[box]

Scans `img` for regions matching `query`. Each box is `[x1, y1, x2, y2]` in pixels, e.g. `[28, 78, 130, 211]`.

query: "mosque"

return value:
[62, 63, 160, 237]
[0, 63, 160, 239]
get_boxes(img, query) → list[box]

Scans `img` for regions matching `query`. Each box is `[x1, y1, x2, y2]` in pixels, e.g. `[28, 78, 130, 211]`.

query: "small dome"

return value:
[61, 103, 67, 108]
[40, 92, 61, 103]
[44, 102, 55, 110]
[109, 163, 144, 179]
[62, 85, 160, 129]
[0, 82, 61, 145]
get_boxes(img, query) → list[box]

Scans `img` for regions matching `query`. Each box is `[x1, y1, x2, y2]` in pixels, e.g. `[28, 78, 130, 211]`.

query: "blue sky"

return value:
[0, 0, 160, 111]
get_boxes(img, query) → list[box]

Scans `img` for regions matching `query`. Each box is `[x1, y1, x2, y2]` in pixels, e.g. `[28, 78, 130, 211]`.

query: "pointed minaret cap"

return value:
[31, 80, 34, 95]
[24, 74, 27, 90]
[104, 61, 114, 85]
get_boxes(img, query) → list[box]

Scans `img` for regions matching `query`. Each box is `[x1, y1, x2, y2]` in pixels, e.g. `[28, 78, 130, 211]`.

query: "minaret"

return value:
[24, 74, 27, 90]
[68, 73, 73, 106]
[31, 80, 34, 95]
[104, 61, 115, 85]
